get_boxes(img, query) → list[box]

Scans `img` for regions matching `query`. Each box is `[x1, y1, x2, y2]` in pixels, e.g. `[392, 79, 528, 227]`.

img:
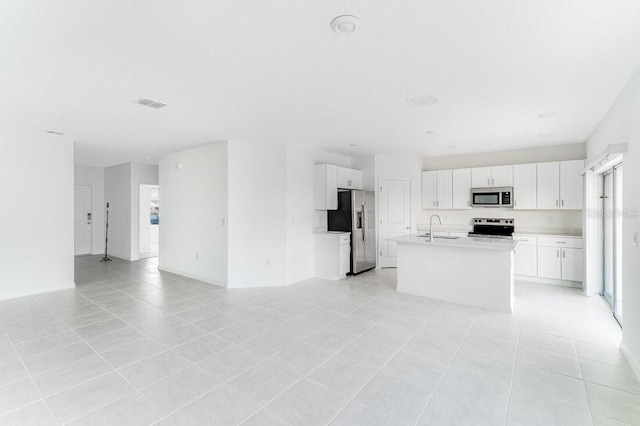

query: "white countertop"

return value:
[389, 234, 519, 251]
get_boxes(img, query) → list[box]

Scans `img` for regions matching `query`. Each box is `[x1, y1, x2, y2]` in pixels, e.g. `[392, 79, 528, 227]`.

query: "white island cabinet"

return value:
[390, 235, 518, 313]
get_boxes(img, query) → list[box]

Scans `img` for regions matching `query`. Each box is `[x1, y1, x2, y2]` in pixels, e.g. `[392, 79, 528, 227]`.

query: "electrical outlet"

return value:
[265, 258, 271, 266]
[634, 231, 638, 247]
[195, 253, 199, 260]
[222, 218, 225, 226]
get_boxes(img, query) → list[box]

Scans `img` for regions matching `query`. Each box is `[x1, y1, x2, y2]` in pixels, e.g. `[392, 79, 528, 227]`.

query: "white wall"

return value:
[159, 143, 228, 284]
[0, 127, 75, 300]
[227, 141, 287, 287]
[130, 164, 159, 261]
[423, 143, 586, 170]
[104, 163, 132, 260]
[285, 144, 351, 284]
[586, 68, 640, 377]
[352, 155, 375, 192]
[74, 165, 105, 254]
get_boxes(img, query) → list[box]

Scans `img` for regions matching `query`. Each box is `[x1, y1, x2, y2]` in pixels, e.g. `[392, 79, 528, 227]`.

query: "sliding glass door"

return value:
[602, 165, 623, 325]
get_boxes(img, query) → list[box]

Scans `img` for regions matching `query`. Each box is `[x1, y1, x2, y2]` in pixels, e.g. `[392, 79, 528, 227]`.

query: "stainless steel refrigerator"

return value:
[327, 190, 376, 274]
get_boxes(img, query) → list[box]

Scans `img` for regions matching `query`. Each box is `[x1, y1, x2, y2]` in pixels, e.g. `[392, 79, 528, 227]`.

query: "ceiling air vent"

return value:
[407, 94, 439, 107]
[135, 98, 168, 109]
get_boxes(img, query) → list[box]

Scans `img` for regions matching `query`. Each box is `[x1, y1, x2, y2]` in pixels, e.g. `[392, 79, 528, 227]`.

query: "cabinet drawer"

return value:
[538, 237, 583, 249]
[339, 234, 351, 244]
[513, 235, 537, 246]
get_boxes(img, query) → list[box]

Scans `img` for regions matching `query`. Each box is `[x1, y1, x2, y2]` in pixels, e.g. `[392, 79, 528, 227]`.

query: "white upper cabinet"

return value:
[537, 162, 561, 209]
[421, 170, 452, 209]
[337, 167, 363, 190]
[452, 168, 472, 209]
[560, 160, 584, 209]
[436, 170, 453, 209]
[471, 167, 492, 188]
[536, 160, 584, 210]
[471, 166, 513, 188]
[491, 165, 514, 187]
[314, 164, 338, 210]
[421, 171, 437, 209]
[513, 163, 537, 210]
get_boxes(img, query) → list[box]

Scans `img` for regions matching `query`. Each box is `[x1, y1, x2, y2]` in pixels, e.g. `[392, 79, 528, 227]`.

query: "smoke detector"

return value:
[135, 98, 168, 109]
[331, 15, 360, 34]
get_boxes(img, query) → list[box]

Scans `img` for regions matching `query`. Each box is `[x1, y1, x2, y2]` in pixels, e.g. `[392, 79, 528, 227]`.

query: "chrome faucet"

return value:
[429, 214, 442, 242]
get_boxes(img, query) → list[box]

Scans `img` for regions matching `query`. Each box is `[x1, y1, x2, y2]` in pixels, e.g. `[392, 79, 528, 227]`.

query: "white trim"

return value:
[157, 265, 226, 288]
[583, 143, 627, 175]
[515, 275, 582, 289]
[620, 341, 640, 383]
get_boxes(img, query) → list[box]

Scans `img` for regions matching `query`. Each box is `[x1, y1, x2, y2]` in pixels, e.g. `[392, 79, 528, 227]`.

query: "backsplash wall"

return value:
[419, 208, 582, 233]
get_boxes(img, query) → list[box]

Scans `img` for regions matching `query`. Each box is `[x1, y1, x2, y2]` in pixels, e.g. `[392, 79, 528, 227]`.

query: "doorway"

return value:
[602, 165, 623, 325]
[139, 184, 159, 259]
[74, 185, 92, 255]
[378, 179, 411, 268]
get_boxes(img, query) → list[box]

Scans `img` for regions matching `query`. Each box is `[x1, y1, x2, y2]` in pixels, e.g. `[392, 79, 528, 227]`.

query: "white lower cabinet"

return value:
[537, 246, 562, 279]
[514, 236, 537, 277]
[536, 237, 583, 282]
[314, 232, 351, 280]
[561, 248, 583, 282]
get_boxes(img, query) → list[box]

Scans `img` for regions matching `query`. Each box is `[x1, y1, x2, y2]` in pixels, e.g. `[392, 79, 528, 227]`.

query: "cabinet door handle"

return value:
[556, 199, 559, 207]
[563, 250, 565, 258]
[561, 199, 564, 207]
[557, 250, 560, 258]
[492, 178, 495, 186]
[556, 241, 566, 244]
[433, 201, 436, 207]
[488, 179, 491, 186]
[437, 200, 439, 207]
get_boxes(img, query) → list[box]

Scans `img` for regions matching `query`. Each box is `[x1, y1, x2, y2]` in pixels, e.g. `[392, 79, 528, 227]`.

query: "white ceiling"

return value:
[2, 1, 640, 167]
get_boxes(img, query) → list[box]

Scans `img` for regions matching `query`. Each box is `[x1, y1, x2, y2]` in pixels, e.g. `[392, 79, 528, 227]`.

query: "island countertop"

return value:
[388, 234, 519, 251]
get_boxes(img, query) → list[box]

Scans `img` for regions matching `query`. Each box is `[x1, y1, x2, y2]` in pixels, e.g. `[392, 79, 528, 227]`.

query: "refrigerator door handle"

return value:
[362, 202, 366, 241]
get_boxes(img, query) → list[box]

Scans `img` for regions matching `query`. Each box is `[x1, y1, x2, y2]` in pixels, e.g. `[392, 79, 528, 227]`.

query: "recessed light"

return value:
[539, 133, 555, 138]
[331, 15, 360, 34]
[447, 145, 457, 149]
[424, 130, 437, 135]
[45, 130, 64, 135]
[349, 143, 360, 147]
[538, 112, 556, 118]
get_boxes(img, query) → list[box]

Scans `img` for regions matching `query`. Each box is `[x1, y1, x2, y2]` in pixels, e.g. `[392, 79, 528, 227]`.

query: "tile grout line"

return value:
[410, 309, 482, 426]
[0, 323, 61, 425]
[502, 322, 522, 426]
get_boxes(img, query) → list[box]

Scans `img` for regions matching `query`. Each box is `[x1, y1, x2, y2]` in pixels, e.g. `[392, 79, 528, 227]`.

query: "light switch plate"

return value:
[633, 231, 638, 247]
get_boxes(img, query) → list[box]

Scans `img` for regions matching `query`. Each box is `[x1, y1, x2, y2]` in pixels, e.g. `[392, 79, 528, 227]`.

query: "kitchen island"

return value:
[390, 235, 519, 313]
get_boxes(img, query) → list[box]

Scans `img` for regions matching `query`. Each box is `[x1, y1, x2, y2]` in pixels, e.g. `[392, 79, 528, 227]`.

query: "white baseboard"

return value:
[157, 266, 226, 288]
[620, 341, 640, 382]
[515, 275, 582, 289]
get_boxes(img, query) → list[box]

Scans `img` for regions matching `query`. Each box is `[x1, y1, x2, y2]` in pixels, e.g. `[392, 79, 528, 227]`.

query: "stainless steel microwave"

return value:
[471, 187, 513, 208]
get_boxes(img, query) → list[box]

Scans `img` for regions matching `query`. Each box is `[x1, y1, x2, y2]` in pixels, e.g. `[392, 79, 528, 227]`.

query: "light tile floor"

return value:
[0, 255, 638, 425]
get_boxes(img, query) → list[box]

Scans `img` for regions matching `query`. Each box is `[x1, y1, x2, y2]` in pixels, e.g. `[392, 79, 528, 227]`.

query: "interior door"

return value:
[379, 179, 411, 268]
[74, 185, 92, 255]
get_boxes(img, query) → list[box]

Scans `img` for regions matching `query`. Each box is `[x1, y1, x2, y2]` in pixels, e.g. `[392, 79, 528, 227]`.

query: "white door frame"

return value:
[377, 177, 412, 268]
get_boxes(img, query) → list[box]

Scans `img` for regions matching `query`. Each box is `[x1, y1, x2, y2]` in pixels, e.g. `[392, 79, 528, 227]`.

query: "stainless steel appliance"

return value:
[471, 187, 513, 208]
[327, 190, 376, 274]
[468, 218, 515, 239]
